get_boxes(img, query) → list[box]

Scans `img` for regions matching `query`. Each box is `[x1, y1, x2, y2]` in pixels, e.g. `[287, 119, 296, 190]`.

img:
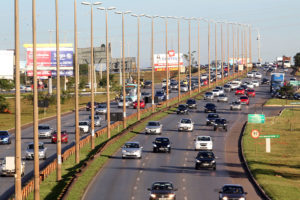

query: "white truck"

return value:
[0, 156, 25, 177]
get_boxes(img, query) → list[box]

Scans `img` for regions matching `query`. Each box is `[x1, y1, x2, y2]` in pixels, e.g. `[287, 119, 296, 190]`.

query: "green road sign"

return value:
[290, 102, 300, 105]
[290, 81, 300, 86]
[248, 114, 265, 124]
[259, 135, 280, 138]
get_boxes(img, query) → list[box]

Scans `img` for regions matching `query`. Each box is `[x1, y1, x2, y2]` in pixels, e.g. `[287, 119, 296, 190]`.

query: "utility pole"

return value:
[14, 0, 22, 199]
[249, 25, 252, 65]
[160, 16, 169, 104]
[215, 21, 217, 85]
[208, 20, 211, 88]
[197, 19, 201, 92]
[232, 23, 235, 79]
[221, 22, 224, 82]
[227, 23, 229, 78]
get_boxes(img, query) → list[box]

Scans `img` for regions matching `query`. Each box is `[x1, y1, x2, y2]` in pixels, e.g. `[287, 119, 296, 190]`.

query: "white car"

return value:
[212, 89, 220, 97]
[244, 82, 254, 88]
[180, 85, 189, 92]
[79, 121, 90, 133]
[217, 94, 228, 102]
[38, 124, 53, 139]
[88, 115, 101, 127]
[201, 74, 208, 80]
[252, 80, 260, 87]
[215, 86, 224, 95]
[247, 72, 254, 78]
[204, 92, 214, 100]
[25, 142, 47, 160]
[178, 118, 194, 132]
[254, 72, 262, 79]
[118, 97, 133, 108]
[194, 136, 213, 151]
[161, 79, 170, 87]
[25, 86, 32, 92]
[121, 142, 142, 159]
[232, 79, 242, 85]
[145, 121, 163, 134]
[95, 104, 107, 115]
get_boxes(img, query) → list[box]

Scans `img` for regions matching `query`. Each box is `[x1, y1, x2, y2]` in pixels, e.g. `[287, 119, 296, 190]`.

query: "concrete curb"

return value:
[239, 122, 272, 200]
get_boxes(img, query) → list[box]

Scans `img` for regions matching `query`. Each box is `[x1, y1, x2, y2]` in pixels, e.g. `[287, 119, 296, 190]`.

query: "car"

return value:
[162, 85, 171, 93]
[186, 99, 197, 109]
[212, 89, 220, 97]
[95, 104, 107, 115]
[252, 80, 260, 87]
[194, 136, 213, 151]
[133, 100, 146, 109]
[247, 72, 254, 78]
[294, 93, 300, 100]
[145, 121, 163, 134]
[177, 104, 189, 115]
[244, 81, 254, 88]
[204, 92, 214, 100]
[195, 151, 216, 170]
[38, 124, 54, 139]
[240, 96, 250, 105]
[255, 72, 262, 78]
[235, 87, 245, 95]
[246, 89, 256, 97]
[180, 84, 189, 92]
[144, 80, 152, 88]
[229, 82, 240, 89]
[215, 86, 224, 94]
[25, 142, 47, 160]
[141, 92, 151, 99]
[230, 101, 242, 110]
[213, 118, 228, 131]
[121, 141, 142, 159]
[232, 79, 242, 85]
[155, 90, 166, 101]
[290, 77, 297, 82]
[148, 181, 177, 200]
[118, 97, 133, 108]
[25, 86, 32, 92]
[261, 78, 270, 85]
[178, 118, 194, 132]
[217, 94, 228, 102]
[0, 131, 11, 144]
[86, 102, 98, 111]
[153, 137, 171, 153]
[223, 84, 231, 92]
[201, 74, 208, 80]
[51, 130, 68, 143]
[79, 121, 90, 133]
[204, 103, 216, 113]
[89, 115, 102, 127]
[161, 79, 170, 87]
[206, 113, 219, 125]
[219, 184, 247, 200]
[170, 82, 178, 90]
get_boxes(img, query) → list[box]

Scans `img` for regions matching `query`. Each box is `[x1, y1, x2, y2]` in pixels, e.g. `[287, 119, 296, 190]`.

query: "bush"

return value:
[0, 95, 9, 113]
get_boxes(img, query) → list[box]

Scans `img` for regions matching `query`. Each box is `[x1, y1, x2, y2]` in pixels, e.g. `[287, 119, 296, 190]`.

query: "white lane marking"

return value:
[184, 197, 188, 200]
[139, 170, 143, 174]
[182, 178, 186, 182]
[136, 177, 140, 181]
[131, 196, 135, 200]
[134, 186, 138, 190]
[184, 163, 187, 167]
[183, 186, 186, 190]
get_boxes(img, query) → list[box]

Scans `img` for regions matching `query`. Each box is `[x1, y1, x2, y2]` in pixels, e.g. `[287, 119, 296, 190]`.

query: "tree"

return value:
[183, 51, 197, 67]
[294, 52, 300, 67]
[0, 79, 14, 90]
[0, 95, 9, 113]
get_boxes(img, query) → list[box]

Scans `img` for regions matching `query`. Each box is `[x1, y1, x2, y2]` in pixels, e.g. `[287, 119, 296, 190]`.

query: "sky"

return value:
[0, 0, 300, 67]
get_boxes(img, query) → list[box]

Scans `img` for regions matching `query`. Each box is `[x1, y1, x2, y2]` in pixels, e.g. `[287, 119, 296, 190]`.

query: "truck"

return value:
[283, 56, 291, 68]
[0, 156, 25, 177]
[270, 73, 285, 92]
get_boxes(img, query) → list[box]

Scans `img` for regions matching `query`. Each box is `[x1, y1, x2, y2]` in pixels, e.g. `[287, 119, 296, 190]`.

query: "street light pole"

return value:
[232, 23, 235, 79]
[14, 0, 22, 198]
[249, 25, 252, 66]
[227, 23, 229, 78]
[197, 18, 201, 92]
[208, 20, 211, 88]
[98, 7, 116, 139]
[115, 10, 132, 128]
[245, 25, 248, 73]
[183, 18, 192, 96]
[220, 22, 224, 83]
[160, 16, 169, 104]
[214, 21, 217, 85]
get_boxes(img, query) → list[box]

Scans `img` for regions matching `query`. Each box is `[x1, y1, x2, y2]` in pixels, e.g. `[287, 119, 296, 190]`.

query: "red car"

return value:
[51, 130, 68, 143]
[240, 96, 250, 105]
[247, 89, 256, 97]
[235, 87, 245, 95]
[133, 100, 145, 109]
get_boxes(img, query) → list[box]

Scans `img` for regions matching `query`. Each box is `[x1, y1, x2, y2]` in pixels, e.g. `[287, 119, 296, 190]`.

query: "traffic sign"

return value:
[289, 80, 300, 86]
[251, 129, 260, 139]
[259, 135, 280, 139]
[248, 114, 265, 124]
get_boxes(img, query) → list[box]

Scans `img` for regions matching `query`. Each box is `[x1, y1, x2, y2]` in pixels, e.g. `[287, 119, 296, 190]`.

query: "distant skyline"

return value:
[1, 0, 299, 67]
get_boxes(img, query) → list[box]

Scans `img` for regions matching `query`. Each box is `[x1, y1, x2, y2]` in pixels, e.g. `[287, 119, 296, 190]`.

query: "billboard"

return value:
[229, 58, 250, 65]
[154, 50, 184, 72]
[0, 50, 14, 80]
[24, 43, 73, 71]
[26, 70, 74, 77]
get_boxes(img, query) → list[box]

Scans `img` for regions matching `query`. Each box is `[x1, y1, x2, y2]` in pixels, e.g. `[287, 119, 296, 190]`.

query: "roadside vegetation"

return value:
[243, 108, 300, 200]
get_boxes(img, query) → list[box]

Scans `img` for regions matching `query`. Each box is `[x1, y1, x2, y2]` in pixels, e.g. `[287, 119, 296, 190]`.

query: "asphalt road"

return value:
[83, 69, 290, 200]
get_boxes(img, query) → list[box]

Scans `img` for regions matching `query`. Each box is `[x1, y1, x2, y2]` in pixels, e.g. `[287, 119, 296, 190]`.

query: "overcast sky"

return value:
[1, 0, 299, 67]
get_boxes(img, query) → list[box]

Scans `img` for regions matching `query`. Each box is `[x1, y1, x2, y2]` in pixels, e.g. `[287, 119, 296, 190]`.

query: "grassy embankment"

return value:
[243, 108, 300, 200]
[264, 98, 300, 106]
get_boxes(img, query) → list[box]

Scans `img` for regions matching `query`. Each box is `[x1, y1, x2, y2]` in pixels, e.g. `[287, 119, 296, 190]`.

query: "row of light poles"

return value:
[13, 1, 254, 199]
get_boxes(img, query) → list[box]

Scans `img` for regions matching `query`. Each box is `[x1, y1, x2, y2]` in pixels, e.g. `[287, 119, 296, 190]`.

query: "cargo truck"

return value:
[270, 73, 285, 92]
[0, 156, 25, 177]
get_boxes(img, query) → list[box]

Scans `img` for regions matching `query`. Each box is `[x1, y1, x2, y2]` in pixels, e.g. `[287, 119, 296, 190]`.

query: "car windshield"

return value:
[212, 89, 219, 92]
[0, 131, 9, 136]
[156, 92, 164, 96]
[124, 143, 139, 148]
[155, 138, 169, 143]
[233, 101, 241, 105]
[222, 186, 244, 194]
[240, 97, 248, 100]
[187, 99, 195, 104]
[148, 122, 159, 126]
[205, 92, 213, 96]
[181, 119, 191, 123]
[89, 116, 100, 119]
[248, 90, 254, 92]
[197, 152, 214, 158]
[224, 85, 230, 88]
[79, 122, 88, 125]
[28, 144, 44, 150]
[206, 103, 215, 107]
[38, 125, 50, 130]
[208, 113, 219, 118]
[215, 119, 226, 124]
[98, 104, 106, 108]
[198, 136, 211, 141]
[178, 105, 187, 109]
[219, 94, 226, 97]
[237, 88, 244, 90]
[152, 182, 173, 190]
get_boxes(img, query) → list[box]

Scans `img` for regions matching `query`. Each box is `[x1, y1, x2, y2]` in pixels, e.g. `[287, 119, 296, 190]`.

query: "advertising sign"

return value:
[248, 114, 265, 124]
[0, 50, 14, 80]
[154, 50, 184, 72]
[271, 73, 284, 82]
[26, 70, 74, 77]
[259, 135, 280, 139]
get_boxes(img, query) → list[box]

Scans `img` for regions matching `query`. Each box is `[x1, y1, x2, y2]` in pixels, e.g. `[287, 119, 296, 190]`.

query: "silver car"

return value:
[217, 94, 228, 102]
[145, 121, 163, 134]
[38, 124, 53, 139]
[89, 115, 102, 127]
[121, 141, 143, 159]
[230, 101, 242, 110]
[204, 92, 214, 100]
[25, 142, 47, 160]
[95, 104, 107, 115]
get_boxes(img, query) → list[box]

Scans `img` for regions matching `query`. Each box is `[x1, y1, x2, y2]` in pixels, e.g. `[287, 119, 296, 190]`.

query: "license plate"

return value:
[203, 163, 209, 166]
[159, 148, 165, 150]
[159, 198, 168, 200]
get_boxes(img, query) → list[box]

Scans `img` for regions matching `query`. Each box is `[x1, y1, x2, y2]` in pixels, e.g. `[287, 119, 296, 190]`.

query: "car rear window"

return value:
[148, 122, 159, 126]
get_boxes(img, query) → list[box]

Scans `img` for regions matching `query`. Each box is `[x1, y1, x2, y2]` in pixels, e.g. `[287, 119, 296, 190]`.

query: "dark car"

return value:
[294, 93, 300, 100]
[155, 91, 166, 101]
[219, 184, 247, 200]
[162, 85, 171, 93]
[0, 131, 11, 144]
[213, 118, 227, 131]
[206, 113, 219, 125]
[261, 78, 270, 85]
[148, 181, 177, 200]
[186, 99, 197, 109]
[195, 151, 216, 170]
[170, 82, 178, 90]
[177, 104, 189, 115]
[153, 137, 171, 153]
[204, 103, 216, 113]
[144, 80, 152, 88]
[86, 102, 99, 111]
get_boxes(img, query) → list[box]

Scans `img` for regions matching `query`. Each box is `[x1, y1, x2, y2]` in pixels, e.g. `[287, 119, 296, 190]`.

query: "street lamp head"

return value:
[93, 2, 102, 5]
[131, 14, 138, 17]
[115, 11, 122, 14]
[160, 16, 166, 18]
[97, 7, 106, 10]
[81, 1, 91, 5]
[124, 11, 132, 14]
[108, 7, 116, 10]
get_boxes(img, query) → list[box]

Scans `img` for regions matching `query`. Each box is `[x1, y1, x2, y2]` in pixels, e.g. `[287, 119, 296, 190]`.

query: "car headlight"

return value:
[122, 150, 126, 153]
[211, 160, 216, 163]
[222, 197, 228, 200]
[239, 198, 245, 200]
[3, 137, 8, 141]
[167, 144, 170, 147]
[145, 128, 149, 131]
[168, 194, 175, 198]
[196, 159, 200, 163]
[150, 194, 156, 198]
[153, 144, 157, 147]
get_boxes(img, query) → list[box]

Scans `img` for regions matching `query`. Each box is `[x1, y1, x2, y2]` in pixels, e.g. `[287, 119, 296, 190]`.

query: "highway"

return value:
[83, 70, 286, 200]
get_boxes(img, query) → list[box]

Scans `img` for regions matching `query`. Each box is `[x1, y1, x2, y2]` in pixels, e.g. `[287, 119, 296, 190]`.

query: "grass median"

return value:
[264, 98, 300, 106]
[242, 108, 300, 200]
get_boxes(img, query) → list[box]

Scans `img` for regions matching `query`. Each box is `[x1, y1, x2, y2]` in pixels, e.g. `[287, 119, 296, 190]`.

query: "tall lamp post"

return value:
[97, 6, 116, 138]
[213, 20, 218, 85]
[217, 21, 225, 82]
[81, 1, 102, 149]
[196, 18, 203, 92]
[131, 13, 145, 120]
[207, 19, 211, 88]
[145, 15, 158, 112]
[115, 10, 132, 128]
[249, 25, 252, 66]
[227, 22, 230, 78]
[256, 28, 261, 64]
